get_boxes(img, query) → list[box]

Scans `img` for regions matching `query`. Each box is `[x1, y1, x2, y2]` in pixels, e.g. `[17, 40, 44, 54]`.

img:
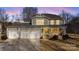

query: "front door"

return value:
[51, 27, 60, 35]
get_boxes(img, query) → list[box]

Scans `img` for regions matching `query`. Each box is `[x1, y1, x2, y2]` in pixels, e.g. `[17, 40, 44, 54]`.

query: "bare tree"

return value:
[0, 8, 8, 40]
[22, 7, 38, 24]
[60, 10, 73, 24]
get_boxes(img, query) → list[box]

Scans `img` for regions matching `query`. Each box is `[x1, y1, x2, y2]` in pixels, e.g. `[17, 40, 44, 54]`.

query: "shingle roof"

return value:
[5, 22, 30, 28]
[32, 13, 63, 20]
[42, 13, 63, 20]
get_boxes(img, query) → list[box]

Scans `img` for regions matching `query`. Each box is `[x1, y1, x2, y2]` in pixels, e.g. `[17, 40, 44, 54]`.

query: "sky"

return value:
[2, 7, 79, 16]
[0, 7, 79, 22]
[1, 7, 79, 21]
[38, 7, 79, 15]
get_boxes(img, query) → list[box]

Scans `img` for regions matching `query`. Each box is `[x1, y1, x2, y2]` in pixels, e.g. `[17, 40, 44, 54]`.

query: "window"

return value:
[50, 20, 55, 25]
[50, 20, 60, 25]
[56, 20, 60, 25]
[43, 28, 49, 33]
[36, 19, 44, 25]
[51, 28, 60, 35]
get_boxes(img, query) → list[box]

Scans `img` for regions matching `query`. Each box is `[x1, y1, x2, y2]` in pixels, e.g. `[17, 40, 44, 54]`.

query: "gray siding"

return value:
[44, 19, 49, 25]
[32, 18, 36, 25]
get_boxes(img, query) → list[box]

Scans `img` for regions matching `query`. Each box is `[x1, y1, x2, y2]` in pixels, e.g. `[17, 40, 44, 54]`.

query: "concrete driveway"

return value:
[0, 39, 39, 51]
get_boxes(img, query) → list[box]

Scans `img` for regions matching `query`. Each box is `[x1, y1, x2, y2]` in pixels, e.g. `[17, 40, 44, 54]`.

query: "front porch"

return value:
[41, 27, 64, 39]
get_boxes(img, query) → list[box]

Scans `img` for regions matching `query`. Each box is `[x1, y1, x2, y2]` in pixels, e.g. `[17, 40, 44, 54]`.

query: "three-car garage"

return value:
[7, 28, 41, 40]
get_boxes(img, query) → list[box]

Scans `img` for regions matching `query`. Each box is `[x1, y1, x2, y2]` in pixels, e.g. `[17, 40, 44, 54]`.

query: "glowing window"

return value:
[50, 20, 55, 25]
[56, 20, 60, 25]
[36, 19, 44, 25]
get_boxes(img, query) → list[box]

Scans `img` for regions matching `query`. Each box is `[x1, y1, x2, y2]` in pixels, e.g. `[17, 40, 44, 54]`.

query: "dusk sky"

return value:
[1, 7, 79, 15]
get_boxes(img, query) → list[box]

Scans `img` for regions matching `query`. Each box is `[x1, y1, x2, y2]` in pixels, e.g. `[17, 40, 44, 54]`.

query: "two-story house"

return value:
[32, 14, 66, 38]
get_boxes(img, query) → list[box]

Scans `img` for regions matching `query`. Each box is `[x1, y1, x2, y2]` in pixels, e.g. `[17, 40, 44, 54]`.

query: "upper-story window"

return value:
[36, 19, 44, 25]
[50, 20, 55, 25]
[56, 20, 60, 25]
[50, 20, 60, 25]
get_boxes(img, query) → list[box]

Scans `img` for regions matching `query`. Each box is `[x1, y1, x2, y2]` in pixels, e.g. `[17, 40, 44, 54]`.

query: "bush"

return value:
[1, 34, 7, 40]
[45, 35, 49, 39]
[62, 34, 70, 40]
[40, 36, 43, 39]
[49, 35, 58, 40]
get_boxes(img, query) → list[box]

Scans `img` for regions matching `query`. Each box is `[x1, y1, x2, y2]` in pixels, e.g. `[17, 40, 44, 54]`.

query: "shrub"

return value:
[40, 36, 43, 39]
[49, 35, 58, 40]
[62, 34, 70, 40]
[1, 34, 7, 40]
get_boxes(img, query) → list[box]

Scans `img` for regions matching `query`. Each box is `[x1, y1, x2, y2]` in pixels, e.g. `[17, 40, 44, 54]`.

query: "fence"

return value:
[68, 34, 79, 39]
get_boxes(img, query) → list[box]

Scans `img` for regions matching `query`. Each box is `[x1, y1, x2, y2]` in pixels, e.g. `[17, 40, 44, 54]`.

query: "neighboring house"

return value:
[0, 13, 66, 40]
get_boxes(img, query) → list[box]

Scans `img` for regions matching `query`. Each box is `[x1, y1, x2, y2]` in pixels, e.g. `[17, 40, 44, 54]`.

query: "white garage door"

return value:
[20, 30, 29, 39]
[29, 31, 41, 39]
[7, 28, 19, 39]
[20, 29, 41, 39]
[7, 28, 41, 39]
